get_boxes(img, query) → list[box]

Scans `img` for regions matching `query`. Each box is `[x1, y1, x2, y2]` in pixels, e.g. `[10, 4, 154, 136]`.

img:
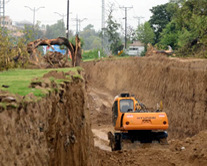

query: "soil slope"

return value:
[83, 56, 207, 166]
[0, 72, 94, 166]
[83, 56, 207, 139]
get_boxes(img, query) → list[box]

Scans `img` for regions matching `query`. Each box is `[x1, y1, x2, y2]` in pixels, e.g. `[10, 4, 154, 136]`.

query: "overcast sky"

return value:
[6, 0, 169, 32]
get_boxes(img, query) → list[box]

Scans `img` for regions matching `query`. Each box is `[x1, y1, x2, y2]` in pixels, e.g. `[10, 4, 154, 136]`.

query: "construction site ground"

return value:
[1, 55, 207, 166]
[84, 56, 207, 166]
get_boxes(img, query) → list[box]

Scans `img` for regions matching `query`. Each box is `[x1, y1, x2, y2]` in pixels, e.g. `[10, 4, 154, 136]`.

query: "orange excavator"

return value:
[108, 93, 169, 151]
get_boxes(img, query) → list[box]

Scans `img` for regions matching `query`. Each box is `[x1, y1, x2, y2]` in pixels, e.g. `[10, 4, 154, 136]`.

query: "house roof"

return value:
[129, 41, 144, 46]
[17, 20, 32, 26]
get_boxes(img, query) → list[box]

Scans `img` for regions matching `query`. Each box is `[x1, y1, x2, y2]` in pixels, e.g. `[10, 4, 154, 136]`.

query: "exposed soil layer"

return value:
[83, 56, 207, 165]
[94, 131, 207, 166]
[1, 56, 207, 166]
[83, 56, 207, 139]
[0, 74, 94, 166]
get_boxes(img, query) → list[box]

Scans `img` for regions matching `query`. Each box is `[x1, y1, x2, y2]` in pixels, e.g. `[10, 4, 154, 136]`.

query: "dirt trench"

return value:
[83, 56, 207, 139]
[1, 56, 207, 166]
[83, 56, 207, 166]
[0, 75, 94, 166]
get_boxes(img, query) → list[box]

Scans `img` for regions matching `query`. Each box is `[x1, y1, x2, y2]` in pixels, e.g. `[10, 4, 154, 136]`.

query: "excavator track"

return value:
[108, 131, 168, 151]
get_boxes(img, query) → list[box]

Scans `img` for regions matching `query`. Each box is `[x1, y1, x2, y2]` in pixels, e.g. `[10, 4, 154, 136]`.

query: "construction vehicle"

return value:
[108, 93, 169, 151]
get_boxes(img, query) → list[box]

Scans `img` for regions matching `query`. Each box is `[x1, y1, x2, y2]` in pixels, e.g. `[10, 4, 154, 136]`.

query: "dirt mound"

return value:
[83, 56, 207, 140]
[93, 130, 207, 166]
[0, 73, 94, 166]
[43, 71, 66, 79]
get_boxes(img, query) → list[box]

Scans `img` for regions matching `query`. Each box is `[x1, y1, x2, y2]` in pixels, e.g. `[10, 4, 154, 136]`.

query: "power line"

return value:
[71, 15, 87, 35]
[134, 16, 144, 27]
[120, 6, 133, 49]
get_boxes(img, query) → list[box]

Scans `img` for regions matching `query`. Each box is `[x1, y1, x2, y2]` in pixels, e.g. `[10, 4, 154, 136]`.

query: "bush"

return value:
[0, 28, 29, 71]
[82, 49, 105, 60]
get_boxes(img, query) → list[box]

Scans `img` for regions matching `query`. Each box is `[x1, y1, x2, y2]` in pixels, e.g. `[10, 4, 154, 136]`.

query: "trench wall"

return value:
[0, 78, 94, 166]
[83, 56, 207, 139]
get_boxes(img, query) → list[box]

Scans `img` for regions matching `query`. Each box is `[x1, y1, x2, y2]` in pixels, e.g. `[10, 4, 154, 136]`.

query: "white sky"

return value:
[5, 0, 169, 32]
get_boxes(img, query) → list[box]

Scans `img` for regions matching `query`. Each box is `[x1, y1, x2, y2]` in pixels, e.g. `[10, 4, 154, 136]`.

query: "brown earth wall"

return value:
[82, 56, 207, 139]
[0, 78, 94, 166]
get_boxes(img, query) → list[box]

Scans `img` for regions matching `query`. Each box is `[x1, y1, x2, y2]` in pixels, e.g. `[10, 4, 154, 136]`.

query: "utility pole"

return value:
[66, 0, 69, 39]
[0, 0, 9, 30]
[134, 16, 144, 27]
[101, 0, 105, 51]
[120, 6, 133, 49]
[72, 15, 87, 35]
[76, 14, 78, 34]
[0, 0, 5, 29]
[78, 18, 87, 35]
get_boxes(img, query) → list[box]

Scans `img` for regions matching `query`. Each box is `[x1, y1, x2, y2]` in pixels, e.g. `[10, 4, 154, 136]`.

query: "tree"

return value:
[45, 20, 66, 39]
[149, 3, 174, 43]
[34, 21, 44, 40]
[104, 4, 123, 55]
[136, 22, 155, 47]
[80, 24, 100, 50]
[158, 0, 207, 57]
[126, 25, 136, 42]
[159, 20, 179, 49]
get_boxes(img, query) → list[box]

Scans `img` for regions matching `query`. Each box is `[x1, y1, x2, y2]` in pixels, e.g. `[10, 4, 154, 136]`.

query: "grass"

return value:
[0, 67, 80, 97]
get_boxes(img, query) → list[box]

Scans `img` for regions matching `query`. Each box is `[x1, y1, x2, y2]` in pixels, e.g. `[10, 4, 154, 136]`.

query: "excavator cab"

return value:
[109, 93, 169, 151]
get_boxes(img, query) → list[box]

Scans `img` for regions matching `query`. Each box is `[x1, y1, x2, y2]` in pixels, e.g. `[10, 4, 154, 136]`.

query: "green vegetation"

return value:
[146, 0, 207, 57]
[104, 5, 123, 55]
[82, 49, 105, 61]
[0, 68, 80, 97]
[0, 28, 29, 71]
[135, 22, 155, 53]
[149, 3, 174, 44]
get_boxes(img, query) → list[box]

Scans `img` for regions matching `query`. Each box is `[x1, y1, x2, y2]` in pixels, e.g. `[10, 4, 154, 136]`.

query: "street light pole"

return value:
[24, 6, 45, 39]
[54, 12, 67, 37]
[54, 12, 67, 21]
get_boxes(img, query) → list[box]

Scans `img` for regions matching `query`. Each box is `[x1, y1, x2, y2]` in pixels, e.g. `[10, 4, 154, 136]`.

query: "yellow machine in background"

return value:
[108, 93, 169, 151]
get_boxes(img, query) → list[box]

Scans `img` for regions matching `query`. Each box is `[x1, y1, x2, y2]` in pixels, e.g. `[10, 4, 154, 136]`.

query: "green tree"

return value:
[0, 28, 29, 71]
[174, 0, 207, 47]
[136, 22, 155, 47]
[104, 4, 122, 55]
[159, 21, 179, 49]
[45, 20, 65, 39]
[23, 25, 34, 43]
[80, 24, 100, 50]
[149, 3, 174, 43]
[158, 0, 207, 57]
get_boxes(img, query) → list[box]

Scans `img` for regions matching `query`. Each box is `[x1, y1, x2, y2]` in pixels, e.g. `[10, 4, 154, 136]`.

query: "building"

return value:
[0, 16, 34, 37]
[16, 20, 33, 29]
[0, 15, 15, 31]
[127, 41, 145, 56]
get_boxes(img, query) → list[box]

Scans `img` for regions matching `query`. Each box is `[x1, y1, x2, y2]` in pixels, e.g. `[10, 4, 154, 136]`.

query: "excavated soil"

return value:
[0, 73, 94, 166]
[83, 56, 207, 166]
[1, 56, 207, 166]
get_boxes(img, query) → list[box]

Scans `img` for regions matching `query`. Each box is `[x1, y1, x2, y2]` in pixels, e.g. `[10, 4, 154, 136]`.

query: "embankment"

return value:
[0, 73, 94, 166]
[83, 56, 207, 139]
